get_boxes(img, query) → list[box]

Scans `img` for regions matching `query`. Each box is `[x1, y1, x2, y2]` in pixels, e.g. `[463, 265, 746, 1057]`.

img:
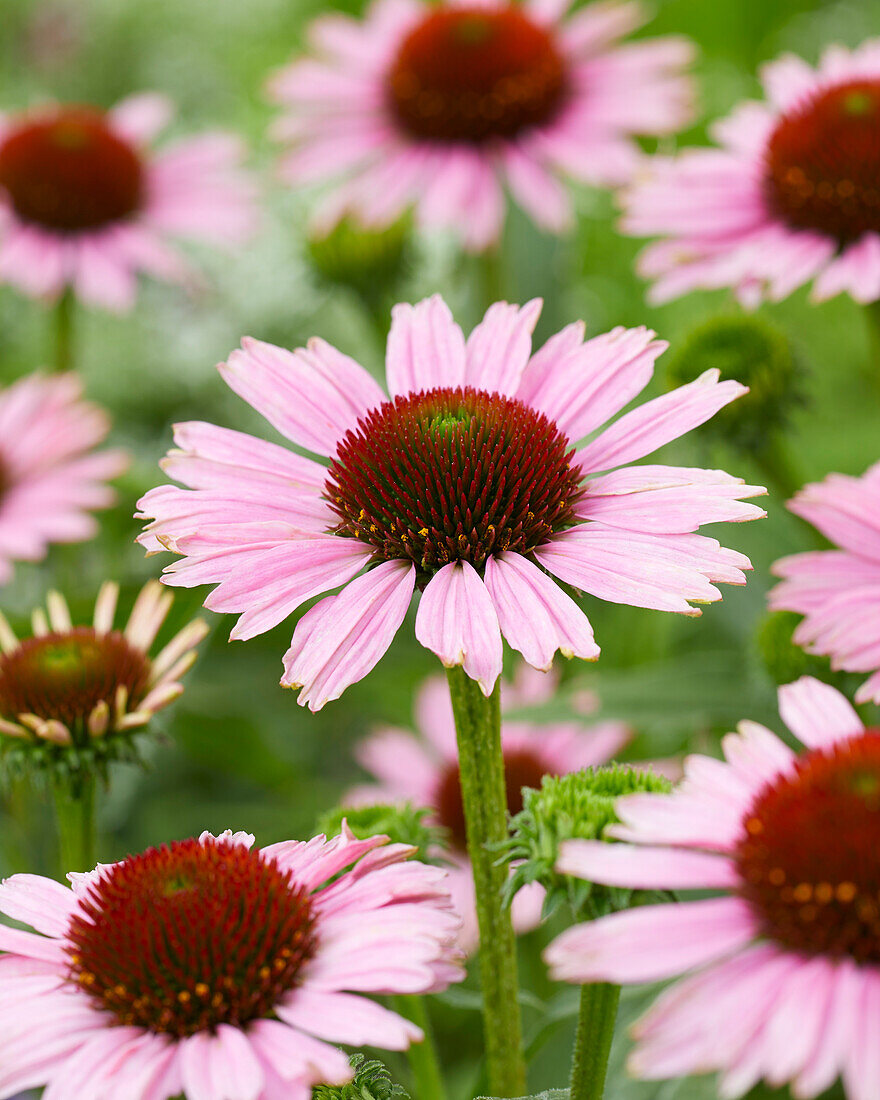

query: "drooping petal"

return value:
[282, 560, 416, 710]
[415, 561, 502, 695]
[483, 551, 598, 669]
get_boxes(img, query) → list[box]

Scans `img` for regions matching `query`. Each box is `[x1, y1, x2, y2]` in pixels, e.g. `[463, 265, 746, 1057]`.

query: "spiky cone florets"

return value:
[502, 765, 673, 920]
[0, 580, 207, 787]
[664, 314, 802, 453]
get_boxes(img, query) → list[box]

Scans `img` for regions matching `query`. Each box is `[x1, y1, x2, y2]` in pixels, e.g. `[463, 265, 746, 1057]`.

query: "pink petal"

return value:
[464, 299, 542, 397]
[556, 838, 739, 889]
[483, 551, 599, 669]
[205, 536, 373, 640]
[415, 561, 502, 695]
[109, 93, 174, 143]
[777, 676, 864, 750]
[282, 560, 415, 710]
[354, 727, 439, 803]
[519, 325, 667, 445]
[577, 369, 747, 474]
[276, 988, 421, 1048]
[385, 295, 467, 397]
[0, 874, 78, 936]
[545, 897, 758, 984]
[220, 336, 382, 457]
[535, 525, 726, 615]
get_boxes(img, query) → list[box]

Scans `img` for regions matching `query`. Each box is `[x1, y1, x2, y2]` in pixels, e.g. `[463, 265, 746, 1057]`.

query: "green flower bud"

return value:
[314, 1054, 410, 1100]
[308, 216, 411, 304]
[665, 314, 802, 451]
[502, 765, 672, 919]
[316, 801, 445, 863]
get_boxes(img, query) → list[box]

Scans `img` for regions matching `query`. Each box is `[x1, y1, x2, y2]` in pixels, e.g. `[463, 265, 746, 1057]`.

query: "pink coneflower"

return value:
[268, 0, 694, 249]
[0, 826, 463, 1099]
[0, 372, 127, 584]
[0, 580, 206, 746]
[347, 665, 631, 950]
[770, 462, 880, 706]
[545, 675, 880, 1100]
[622, 39, 880, 305]
[0, 94, 255, 311]
[137, 294, 765, 710]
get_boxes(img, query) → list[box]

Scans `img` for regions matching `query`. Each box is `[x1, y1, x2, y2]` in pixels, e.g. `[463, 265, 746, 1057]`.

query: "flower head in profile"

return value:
[268, 0, 694, 249]
[546, 676, 880, 1100]
[770, 461, 880, 705]
[0, 580, 206, 781]
[0, 826, 462, 1099]
[138, 294, 765, 710]
[0, 94, 255, 311]
[0, 371, 127, 585]
[622, 39, 880, 305]
[347, 665, 632, 950]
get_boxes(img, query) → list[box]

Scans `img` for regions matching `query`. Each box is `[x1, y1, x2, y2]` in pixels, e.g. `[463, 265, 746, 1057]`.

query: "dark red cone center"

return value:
[387, 6, 568, 143]
[0, 627, 151, 731]
[764, 79, 880, 244]
[67, 837, 317, 1036]
[0, 107, 144, 232]
[735, 730, 880, 963]
[436, 745, 553, 851]
[325, 386, 583, 581]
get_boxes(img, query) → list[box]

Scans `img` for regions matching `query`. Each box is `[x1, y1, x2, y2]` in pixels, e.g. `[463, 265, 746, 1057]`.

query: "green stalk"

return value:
[52, 774, 96, 875]
[864, 300, 880, 392]
[392, 994, 447, 1100]
[445, 666, 526, 1098]
[569, 982, 620, 1100]
[478, 247, 504, 310]
[53, 290, 74, 373]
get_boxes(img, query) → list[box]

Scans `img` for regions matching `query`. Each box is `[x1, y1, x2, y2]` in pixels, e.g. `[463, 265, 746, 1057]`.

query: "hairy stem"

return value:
[445, 666, 526, 1097]
[569, 982, 621, 1100]
[52, 775, 96, 876]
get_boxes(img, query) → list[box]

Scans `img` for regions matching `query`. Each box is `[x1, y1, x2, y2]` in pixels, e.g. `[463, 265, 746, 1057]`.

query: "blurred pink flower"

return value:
[0, 372, 127, 584]
[0, 580, 206, 745]
[0, 95, 256, 311]
[138, 294, 765, 710]
[0, 826, 463, 1099]
[268, 0, 694, 249]
[770, 461, 880, 705]
[622, 40, 880, 306]
[546, 676, 880, 1100]
[347, 664, 631, 951]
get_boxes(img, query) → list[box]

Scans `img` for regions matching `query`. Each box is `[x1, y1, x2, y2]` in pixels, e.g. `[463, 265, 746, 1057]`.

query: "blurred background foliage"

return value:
[0, 0, 878, 1096]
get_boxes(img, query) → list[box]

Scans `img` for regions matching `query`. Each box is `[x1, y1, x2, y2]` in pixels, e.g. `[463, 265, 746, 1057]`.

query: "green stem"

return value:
[393, 994, 447, 1100]
[478, 247, 504, 311]
[52, 775, 96, 876]
[53, 290, 74, 373]
[445, 666, 526, 1098]
[864, 300, 880, 394]
[569, 983, 620, 1100]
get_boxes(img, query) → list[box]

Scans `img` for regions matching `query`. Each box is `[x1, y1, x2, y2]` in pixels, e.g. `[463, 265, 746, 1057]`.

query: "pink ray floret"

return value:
[0, 826, 463, 1100]
[770, 461, 880, 705]
[545, 676, 880, 1100]
[0, 94, 256, 311]
[268, 0, 694, 249]
[621, 39, 880, 306]
[138, 294, 765, 709]
[0, 371, 128, 585]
